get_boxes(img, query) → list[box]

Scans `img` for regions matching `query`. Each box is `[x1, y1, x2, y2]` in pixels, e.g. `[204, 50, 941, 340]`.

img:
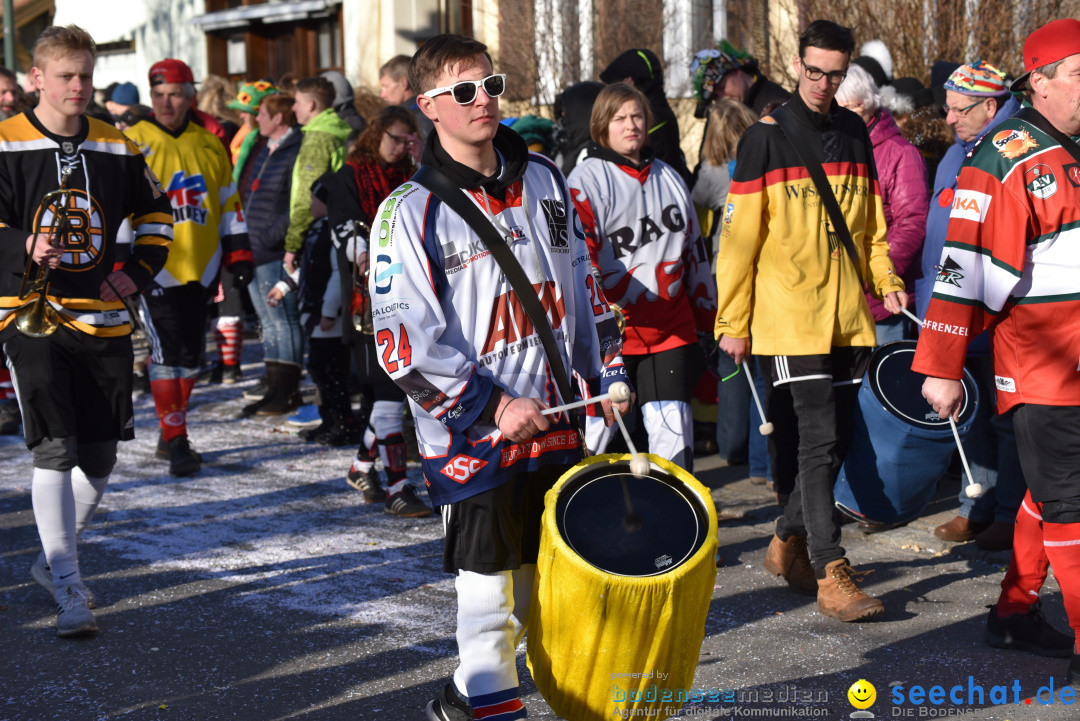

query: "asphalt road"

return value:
[1, 357, 1075, 721]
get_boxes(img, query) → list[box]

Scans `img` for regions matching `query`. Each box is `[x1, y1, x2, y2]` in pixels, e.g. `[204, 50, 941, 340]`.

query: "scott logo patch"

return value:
[991, 128, 1037, 159]
[950, 189, 992, 223]
[441, 454, 488, 484]
[995, 376, 1016, 393]
[1025, 164, 1057, 199]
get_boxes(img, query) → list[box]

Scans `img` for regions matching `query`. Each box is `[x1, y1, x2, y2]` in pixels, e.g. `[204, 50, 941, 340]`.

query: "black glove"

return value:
[230, 261, 254, 289]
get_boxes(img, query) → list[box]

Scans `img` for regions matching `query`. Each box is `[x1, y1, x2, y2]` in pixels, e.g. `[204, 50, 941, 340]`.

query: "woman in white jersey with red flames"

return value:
[568, 83, 716, 471]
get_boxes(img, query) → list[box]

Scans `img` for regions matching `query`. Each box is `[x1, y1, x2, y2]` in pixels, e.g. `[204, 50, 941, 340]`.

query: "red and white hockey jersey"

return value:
[372, 130, 625, 506]
[569, 147, 717, 355]
[912, 112, 1080, 413]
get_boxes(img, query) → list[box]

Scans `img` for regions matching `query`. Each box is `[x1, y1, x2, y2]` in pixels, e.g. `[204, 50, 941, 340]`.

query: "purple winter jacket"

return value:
[864, 109, 928, 321]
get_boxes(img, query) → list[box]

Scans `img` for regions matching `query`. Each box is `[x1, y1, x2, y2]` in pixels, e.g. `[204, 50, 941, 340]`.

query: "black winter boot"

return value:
[257, 363, 302, 416]
[240, 361, 279, 417]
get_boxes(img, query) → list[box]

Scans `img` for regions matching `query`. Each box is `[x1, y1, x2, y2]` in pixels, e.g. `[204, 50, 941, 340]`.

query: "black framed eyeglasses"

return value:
[384, 131, 415, 147]
[422, 74, 506, 105]
[942, 98, 984, 116]
[801, 62, 847, 85]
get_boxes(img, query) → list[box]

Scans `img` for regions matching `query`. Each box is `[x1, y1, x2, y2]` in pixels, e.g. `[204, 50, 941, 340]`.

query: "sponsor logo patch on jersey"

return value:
[539, 199, 569, 250]
[995, 376, 1016, 393]
[165, 171, 208, 225]
[950, 189, 992, 223]
[373, 254, 402, 294]
[724, 202, 735, 226]
[991, 128, 1037, 159]
[440, 454, 488, 483]
[1065, 163, 1080, 188]
[935, 255, 965, 287]
[1025, 164, 1057, 200]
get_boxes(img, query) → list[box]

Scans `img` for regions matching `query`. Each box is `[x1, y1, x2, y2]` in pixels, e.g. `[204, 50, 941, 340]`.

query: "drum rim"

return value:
[556, 464, 707, 578]
[869, 342, 978, 429]
[543, 453, 719, 584]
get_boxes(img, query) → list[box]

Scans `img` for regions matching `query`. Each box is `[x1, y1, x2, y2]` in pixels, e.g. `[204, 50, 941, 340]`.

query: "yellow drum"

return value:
[527, 453, 717, 720]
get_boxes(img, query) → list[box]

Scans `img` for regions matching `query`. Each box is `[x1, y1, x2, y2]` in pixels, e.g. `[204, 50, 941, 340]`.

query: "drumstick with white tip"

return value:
[899, 306, 985, 498]
[743, 361, 774, 435]
[539, 382, 649, 477]
[950, 417, 985, 498]
[540, 381, 631, 416]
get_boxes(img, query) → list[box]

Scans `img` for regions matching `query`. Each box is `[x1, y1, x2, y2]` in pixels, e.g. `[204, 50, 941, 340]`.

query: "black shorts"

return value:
[142, 281, 213, 369]
[767, 346, 871, 388]
[1013, 403, 1080, 506]
[441, 464, 566, 574]
[350, 339, 405, 402]
[624, 344, 694, 404]
[3, 327, 134, 448]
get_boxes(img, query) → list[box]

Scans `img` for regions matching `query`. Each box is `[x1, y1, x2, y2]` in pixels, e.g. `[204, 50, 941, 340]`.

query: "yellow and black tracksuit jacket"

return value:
[0, 110, 172, 338]
[713, 93, 903, 356]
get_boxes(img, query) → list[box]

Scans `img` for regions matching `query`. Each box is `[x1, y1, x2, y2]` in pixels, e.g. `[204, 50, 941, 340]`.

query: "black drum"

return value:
[555, 458, 710, 577]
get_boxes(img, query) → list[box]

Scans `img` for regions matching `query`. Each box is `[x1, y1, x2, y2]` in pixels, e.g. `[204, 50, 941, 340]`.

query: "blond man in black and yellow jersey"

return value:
[0, 25, 172, 637]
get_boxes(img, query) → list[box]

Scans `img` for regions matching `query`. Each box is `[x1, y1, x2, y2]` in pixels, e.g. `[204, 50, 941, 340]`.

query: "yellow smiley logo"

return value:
[847, 679, 876, 709]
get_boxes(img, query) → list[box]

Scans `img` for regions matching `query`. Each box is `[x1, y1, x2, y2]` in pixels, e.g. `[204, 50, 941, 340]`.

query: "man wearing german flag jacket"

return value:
[0, 25, 173, 637]
[915, 19, 1080, 676]
[569, 83, 716, 472]
[125, 58, 253, 477]
[715, 21, 906, 623]
[372, 35, 629, 721]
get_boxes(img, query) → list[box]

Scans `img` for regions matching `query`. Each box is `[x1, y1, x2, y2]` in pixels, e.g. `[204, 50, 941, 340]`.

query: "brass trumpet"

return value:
[16, 167, 76, 337]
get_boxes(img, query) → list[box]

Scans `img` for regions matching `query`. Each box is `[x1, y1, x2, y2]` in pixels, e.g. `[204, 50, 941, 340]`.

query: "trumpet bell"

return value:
[15, 298, 60, 337]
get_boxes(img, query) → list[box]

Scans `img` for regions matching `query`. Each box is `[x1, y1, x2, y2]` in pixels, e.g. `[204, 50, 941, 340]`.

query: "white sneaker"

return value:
[31, 552, 97, 609]
[55, 585, 97, 637]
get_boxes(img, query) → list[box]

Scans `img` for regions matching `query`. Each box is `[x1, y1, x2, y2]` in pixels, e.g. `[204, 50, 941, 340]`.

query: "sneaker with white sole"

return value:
[346, 466, 387, 503]
[385, 486, 433, 518]
[55, 585, 97, 637]
[426, 683, 472, 721]
[31, 552, 97, 609]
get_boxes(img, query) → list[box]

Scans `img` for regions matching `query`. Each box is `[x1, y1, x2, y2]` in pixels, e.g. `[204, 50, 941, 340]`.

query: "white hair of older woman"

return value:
[836, 64, 881, 117]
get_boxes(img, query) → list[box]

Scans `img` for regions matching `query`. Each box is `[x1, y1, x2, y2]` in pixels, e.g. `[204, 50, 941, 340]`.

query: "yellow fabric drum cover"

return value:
[526, 453, 718, 720]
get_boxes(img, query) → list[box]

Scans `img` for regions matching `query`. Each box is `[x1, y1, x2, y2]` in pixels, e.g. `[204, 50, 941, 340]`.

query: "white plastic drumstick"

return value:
[743, 361, 774, 435]
[950, 417, 985, 498]
[540, 381, 631, 416]
[899, 308, 982, 496]
[901, 306, 923, 328]
[610, 406, 650, 477]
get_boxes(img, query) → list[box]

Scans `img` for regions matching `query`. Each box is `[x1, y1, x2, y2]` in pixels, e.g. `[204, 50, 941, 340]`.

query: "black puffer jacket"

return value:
[554, 81, 604, 176]
[244, 127, 302, 266]
[600, 48, 691, 185]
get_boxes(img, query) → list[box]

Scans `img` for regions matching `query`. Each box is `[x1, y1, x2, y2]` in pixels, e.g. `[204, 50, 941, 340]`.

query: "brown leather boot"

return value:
[934, 515, 988, 542]
[762, 534, 817, 595]
[817, 559, 884, 622]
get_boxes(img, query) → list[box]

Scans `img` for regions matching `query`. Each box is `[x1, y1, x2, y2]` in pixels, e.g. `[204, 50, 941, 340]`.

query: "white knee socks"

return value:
[32, 467, 109, 589]
[453, 570, 519, 700]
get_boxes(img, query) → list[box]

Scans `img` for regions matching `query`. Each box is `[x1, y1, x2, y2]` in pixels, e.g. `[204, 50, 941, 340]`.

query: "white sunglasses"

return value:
[423, 74, 506, 104]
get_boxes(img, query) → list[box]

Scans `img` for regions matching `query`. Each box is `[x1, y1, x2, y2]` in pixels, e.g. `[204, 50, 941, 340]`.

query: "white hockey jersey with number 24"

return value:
[370, 153, 626, 506]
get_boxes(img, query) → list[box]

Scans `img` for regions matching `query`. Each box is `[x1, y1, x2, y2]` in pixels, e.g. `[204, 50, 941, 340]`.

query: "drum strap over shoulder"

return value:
[412, 164, 576, 409]
[770, 105, 865, 288]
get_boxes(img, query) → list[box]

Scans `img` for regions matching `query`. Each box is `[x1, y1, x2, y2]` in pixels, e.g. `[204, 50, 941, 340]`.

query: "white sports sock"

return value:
[510, 563, 536, 647]
[642, 399, 694, 471]
[71, 467, 109, 538]
[453, 570, 519, 700]
[370, 400, 404, 436]
[31, 468, 80, 589]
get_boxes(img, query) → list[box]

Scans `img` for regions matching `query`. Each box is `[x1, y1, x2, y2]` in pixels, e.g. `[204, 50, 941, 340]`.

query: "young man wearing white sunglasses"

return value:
[370, 33, 630, 720]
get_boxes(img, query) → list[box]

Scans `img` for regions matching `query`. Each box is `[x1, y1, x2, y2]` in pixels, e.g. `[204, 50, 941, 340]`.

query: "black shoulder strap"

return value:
[411, 164, 575, 406]
[1014, 106, 1080, 164]
[771, 105, 866, 287]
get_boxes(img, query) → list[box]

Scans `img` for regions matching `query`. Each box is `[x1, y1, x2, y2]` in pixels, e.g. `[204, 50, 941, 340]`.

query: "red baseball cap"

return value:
[1013, 18, 1080, 92]
[149, 58, 195, 86]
